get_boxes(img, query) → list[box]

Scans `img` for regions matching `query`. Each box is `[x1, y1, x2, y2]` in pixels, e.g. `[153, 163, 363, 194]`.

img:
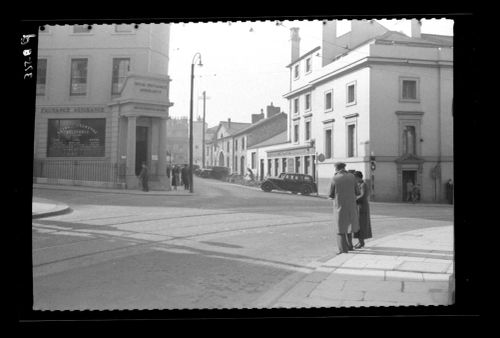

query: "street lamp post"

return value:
[189, 52, 203, 193]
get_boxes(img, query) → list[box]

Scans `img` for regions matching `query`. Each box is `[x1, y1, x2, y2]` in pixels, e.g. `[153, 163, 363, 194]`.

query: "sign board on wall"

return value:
[40, 106, 106, 114]
[47, 118, 106, 157]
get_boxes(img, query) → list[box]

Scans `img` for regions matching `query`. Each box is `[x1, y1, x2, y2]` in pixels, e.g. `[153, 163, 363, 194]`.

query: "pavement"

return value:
[32, 183, 455, 308]
[253, 225, 454, 308]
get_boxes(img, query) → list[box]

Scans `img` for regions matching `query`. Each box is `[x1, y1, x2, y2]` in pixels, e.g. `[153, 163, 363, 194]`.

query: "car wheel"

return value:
[261, 182, 273, 192]
[301, 185, 312, 195]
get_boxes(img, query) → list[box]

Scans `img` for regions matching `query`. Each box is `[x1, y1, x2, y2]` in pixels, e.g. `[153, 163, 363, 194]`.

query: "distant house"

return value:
[247, 130, 289, 180]
[205, 103, 287, 176]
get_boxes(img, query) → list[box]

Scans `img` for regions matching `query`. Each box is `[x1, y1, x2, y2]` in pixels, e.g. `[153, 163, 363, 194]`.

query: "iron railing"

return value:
[33, 159, 126, 184]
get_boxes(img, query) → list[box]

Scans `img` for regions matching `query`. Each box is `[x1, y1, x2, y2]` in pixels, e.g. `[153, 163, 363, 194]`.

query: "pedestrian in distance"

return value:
[412, 183, 421, 203]
[329, 162, 360, 254]
[446, 179, 454, 204]
[175, 166, 182, 190]
[181, 164, 189, 190]
[138, 162, 149, 192]
[354, 171, 372, 249]
[166, 164, 171, 179]
[406, 180, 414, 202]
[171, 165, 179, 190]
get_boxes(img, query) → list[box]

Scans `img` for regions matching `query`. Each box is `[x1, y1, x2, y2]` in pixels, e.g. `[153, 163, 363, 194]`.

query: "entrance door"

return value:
[136, 126, 148, 176]
[218, 152, 224, 166]
[402, 170, 417, 202]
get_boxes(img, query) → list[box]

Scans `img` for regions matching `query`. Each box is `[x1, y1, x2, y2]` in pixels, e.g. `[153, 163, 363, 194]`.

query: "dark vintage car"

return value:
[199, 166, 230, 180]
[260, 173, 317, 195]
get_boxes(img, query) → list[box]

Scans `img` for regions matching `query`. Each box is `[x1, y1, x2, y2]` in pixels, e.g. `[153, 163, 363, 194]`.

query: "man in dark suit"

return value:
[181, 165, 189, 190]
[329, 162, 360, 254]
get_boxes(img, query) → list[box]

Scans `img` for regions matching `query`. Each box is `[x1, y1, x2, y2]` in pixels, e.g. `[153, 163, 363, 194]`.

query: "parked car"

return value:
[199, 168, 213, 178]
[211, 166, 230, 180]
[199, 166, 229, 180]
[260, 173, 317, 195]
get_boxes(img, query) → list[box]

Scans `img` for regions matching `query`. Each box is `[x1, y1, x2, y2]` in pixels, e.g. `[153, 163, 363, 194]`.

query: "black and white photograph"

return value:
[12, 11, 479, 322]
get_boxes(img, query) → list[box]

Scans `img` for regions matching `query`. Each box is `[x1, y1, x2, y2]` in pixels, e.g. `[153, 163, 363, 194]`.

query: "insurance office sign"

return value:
[47, 118, 105, 157]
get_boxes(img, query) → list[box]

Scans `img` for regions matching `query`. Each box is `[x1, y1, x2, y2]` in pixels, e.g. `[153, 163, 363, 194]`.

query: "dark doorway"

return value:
[260, 159, 264, 181]
[135, 126, 148, 175]
[402, 170, 417, 202]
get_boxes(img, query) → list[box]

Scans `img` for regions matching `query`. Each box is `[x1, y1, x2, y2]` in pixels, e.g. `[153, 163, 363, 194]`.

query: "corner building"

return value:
[33, 24, 173, 190]
[281, 20, 453, 202]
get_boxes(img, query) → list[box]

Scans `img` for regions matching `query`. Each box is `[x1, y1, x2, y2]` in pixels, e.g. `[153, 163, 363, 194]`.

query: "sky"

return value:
[167, 19, 453, 128]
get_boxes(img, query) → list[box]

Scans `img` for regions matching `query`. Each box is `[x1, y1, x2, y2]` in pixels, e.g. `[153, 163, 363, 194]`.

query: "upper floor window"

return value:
[241, 137, 245, 150]
[347, 124, 356, 157]
[294, 123, 299, 143]
[294, 97, 300, 115]
[235, 139, 238, 150]
[294, 64, 300, 79]
[305, 93, 311, 111]
[251, 152, 256, 169]
[227, 141, 230, 152]
[347, 82, 356, 105]
[73, 25, 91, 33]
[111, 58, 130, 95]
[305, 57, 312, 73]
[325, 90, 333, 111]
[305, 120, 311, 141]
[400, 77, 420, 102]
[36, 59, 47, 96]
[70, 58, 88, 96]
[403, 125, 417, 155]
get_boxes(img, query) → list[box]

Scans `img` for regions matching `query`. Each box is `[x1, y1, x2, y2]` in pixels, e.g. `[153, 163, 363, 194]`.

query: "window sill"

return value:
[399, 99, 420, 103]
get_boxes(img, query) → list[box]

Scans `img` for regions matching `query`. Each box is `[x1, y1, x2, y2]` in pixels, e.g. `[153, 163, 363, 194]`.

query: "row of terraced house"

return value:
[204, 19, 453, 202]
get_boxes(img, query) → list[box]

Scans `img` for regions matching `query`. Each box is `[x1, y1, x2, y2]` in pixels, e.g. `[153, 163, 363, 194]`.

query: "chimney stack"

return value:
[266, 103, 281, 118]
[321, 20, 338, 67]
[227, 118, 231, 129]
[290, 27, 301, 63]
[410, 19, 421, 38]
[251, 111, 265, 124]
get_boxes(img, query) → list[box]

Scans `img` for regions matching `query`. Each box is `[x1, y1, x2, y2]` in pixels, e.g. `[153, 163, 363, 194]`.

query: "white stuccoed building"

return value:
[275, 19, 453, 202]
[33, 23, 173, 190]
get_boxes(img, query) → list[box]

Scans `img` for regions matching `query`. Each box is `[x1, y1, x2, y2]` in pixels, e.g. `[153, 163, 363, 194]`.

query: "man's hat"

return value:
[334, 162, 346, 170]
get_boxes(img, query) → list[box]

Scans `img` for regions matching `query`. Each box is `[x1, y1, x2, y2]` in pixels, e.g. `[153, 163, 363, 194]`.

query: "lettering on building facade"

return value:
[40, 106, 106, 114]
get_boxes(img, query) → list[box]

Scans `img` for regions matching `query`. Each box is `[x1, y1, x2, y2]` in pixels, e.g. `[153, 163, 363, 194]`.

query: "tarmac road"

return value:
[32, 177, 453, 310]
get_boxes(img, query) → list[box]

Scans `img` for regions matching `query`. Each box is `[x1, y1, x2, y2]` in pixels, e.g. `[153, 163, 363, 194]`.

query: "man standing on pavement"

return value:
[329, 162, 360, 254]
[138, 162, 149, 192]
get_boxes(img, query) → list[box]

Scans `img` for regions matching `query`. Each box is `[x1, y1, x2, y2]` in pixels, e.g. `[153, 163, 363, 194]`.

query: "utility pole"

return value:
[199, 92, 211, 168]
